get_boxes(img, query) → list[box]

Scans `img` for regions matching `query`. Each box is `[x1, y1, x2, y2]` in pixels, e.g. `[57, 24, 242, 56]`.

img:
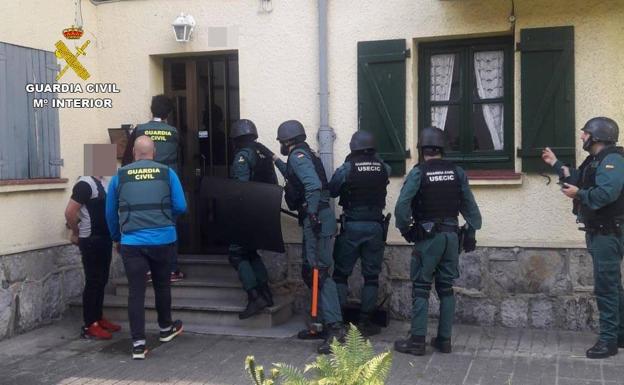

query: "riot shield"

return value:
[200, 176, 285, 253]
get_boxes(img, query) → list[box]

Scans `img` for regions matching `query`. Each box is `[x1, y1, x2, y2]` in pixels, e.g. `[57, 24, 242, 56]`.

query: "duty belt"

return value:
[435, 223, 459, 233]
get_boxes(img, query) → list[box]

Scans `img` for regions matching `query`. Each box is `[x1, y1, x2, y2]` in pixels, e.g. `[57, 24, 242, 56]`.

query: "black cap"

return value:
[277, 120, 306, 142]
[418, 126, 446, 149]
[230, 119, 258, 139]
[349, 130, 376, 151]
[581, 117, 619, 143]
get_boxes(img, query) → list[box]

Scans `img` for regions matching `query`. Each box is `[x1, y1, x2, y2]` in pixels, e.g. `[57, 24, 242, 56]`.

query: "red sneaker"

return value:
[99, 318, 121, 332]
[170, 271, 185, 282]
[83, 322, 112, 340]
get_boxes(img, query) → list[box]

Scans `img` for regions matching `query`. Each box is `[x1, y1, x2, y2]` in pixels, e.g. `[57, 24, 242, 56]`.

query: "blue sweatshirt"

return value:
[105, 168, 187, 245]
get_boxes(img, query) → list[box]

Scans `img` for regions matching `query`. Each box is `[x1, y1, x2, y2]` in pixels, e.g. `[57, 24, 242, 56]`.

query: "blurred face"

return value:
[581, 130, 590, 144]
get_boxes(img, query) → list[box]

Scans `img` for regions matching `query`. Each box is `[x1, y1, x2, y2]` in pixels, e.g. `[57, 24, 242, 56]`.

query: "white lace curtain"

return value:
[474, 51, 504, 150]
[430, 54, 455, 130]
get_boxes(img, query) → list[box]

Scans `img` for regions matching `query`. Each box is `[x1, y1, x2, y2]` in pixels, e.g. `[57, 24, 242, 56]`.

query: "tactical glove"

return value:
[255, 143, 275, 158]
[463, 231, 477, 252]
[401, 225, 418, 243]
[308, 213, 322, 237]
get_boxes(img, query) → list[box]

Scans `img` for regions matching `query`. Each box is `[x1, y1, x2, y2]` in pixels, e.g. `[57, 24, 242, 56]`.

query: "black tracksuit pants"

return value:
[120, 244, 174, 341]
[78, 236, 113, 327]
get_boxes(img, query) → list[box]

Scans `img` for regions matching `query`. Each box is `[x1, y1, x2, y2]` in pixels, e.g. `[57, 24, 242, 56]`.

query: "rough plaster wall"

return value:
[0, 0, 103, 254]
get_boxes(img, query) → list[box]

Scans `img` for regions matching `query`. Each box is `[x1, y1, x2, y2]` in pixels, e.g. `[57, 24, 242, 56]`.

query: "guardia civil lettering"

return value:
[25, 83, 121, 93]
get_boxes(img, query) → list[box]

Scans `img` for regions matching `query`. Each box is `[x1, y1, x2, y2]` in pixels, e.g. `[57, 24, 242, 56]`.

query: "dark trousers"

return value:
[121, 244, 174, 341]
[78, 236, 113, 327]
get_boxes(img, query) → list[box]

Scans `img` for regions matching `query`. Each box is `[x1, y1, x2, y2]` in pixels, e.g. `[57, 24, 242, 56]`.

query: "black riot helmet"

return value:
[230, 119, 258, 140]
[418, 126, 446, 150]
[349, 130, 376, 152]
[276, 120, 306, 142]
[581, 117, 619, 151]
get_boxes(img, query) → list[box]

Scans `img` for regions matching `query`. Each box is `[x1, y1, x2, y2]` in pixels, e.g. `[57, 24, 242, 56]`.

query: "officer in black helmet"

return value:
[328, 130, 391, 336]
[228, 119, 277, 319]
[394, 126, 481, 356]
[272, 120, 345, 354]
[543, 117, 624, 359]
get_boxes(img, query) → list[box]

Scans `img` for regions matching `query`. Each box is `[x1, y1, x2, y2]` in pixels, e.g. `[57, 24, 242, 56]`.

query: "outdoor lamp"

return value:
[172, 13, 196, 42]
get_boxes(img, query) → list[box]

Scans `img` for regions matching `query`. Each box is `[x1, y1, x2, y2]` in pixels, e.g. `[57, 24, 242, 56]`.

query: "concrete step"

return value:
[177, 254, 238, 281]
[113, 278, 247, 303]
[72, 294, 293, 329]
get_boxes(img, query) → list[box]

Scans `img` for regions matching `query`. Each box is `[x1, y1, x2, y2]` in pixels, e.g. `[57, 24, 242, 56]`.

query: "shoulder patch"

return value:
[238, 156, 246, 163]
[297, 153, 305, 158]
[605, 164, 615, 169]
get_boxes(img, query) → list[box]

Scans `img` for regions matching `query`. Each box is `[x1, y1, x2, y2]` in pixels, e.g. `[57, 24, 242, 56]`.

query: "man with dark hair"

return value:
[394, 126, 481, 356]
[106, 136, 187, 360]
[329, 130, 390, 336]
[543, 117, 624, 359]
[228, 119, 277, 319]
[123, 94, 184, 281]
[65, 175, 120, 340]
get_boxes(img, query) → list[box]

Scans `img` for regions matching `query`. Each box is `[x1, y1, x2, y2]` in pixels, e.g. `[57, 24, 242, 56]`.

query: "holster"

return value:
[382, 213, 391, 242]
[457, 225, 466, 253]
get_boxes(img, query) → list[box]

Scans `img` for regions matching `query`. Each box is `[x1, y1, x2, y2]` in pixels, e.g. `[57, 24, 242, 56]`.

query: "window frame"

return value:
[418, 36, 515, 170]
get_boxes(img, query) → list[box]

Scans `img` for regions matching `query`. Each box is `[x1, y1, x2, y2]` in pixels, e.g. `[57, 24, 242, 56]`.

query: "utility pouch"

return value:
[457, 225, 466, 253]
[339, 214, 346, 234]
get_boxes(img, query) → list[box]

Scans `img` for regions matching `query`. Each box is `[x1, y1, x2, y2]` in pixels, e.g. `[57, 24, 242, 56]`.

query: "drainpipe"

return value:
[317, 0, 334, 179]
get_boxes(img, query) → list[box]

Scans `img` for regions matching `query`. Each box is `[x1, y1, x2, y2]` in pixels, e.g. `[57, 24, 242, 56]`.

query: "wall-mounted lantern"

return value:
[172, 13, 196, 42]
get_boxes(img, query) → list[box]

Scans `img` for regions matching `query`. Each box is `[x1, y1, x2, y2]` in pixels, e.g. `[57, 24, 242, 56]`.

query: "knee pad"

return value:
[435, 282, 454, 298]
[364, 274, 379, 288]
[412, 281, 431, 299]
[332, 271, 349, 285]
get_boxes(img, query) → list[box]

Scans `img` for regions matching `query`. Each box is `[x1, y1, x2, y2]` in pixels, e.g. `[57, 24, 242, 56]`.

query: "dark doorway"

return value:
[164, 53, 240, 254]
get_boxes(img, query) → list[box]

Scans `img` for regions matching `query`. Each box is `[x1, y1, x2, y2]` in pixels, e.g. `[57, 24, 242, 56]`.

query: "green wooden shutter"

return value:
[518, 26, 575, 173]
[358, 39, 408, 176]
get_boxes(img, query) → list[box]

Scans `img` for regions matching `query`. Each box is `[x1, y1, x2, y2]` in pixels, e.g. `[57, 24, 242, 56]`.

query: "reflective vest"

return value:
[411, 159, 461, 221]
[117, 159, 174, 233]
[338, 152, 388, 210]
[576, 146, 624, 226]
[284, 143, 328, 211]
[134, 121, 179, 171]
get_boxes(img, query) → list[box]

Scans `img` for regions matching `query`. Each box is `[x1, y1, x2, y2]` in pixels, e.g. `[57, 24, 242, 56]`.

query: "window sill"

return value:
[466, 170, 522, 186]
[0, 178, 69, 193]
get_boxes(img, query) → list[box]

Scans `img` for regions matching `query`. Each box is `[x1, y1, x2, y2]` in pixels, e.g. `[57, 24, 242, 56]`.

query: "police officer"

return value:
[124, 94, 184, 281]
[228, 119, 276, 319]
[542, 117, 624, 359]
[328, 130, 390, 336]
[272, 120, 345, 354]
[106, 136, 187, 360]
[393, 127, 481, 356]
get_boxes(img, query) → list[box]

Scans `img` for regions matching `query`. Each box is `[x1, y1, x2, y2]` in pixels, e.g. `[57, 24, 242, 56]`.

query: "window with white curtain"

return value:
[419, 36, 513, 170]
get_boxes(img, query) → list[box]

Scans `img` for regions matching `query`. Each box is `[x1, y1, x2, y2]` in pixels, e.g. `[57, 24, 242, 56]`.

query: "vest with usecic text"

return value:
[411, 159, 461, 221]
[576, 146, 624, 226]
[284, 143, 328, 211]
[134, 121, 179, 171]
[339, 152, 388, 210]
[117, 159, 174, 233]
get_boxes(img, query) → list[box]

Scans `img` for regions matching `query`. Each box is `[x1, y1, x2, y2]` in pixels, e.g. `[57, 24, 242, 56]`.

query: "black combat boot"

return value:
[618, 336, 624, 349]
[394, 335, 426, 356]
[430, 336, 452, 353]
[358, 313, 381, 337]
[239, 289, 269, 320]
[297, 328, 327, 340]
[258, 283, 274, 307]
[586, 340, 618, 359]
[317, 322, 346, 355]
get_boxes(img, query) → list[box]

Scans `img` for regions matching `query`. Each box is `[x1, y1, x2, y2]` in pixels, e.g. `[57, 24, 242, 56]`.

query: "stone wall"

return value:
[267, 244, 603, 331]
[0, 245, 124, 340]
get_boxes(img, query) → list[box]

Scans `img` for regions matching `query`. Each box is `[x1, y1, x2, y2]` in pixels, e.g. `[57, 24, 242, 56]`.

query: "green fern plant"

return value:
[245, 355, 280, 385]
[246, 324, 392, 385]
